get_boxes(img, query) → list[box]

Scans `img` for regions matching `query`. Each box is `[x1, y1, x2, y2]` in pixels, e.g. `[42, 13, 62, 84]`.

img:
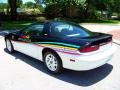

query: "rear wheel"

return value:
[44, 51, 63, 74]
[5, 39, 14, 53]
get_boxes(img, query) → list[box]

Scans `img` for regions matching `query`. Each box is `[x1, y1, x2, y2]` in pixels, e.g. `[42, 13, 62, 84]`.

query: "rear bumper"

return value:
[74, 54, 113, 71]
[61, 44, 117, 71]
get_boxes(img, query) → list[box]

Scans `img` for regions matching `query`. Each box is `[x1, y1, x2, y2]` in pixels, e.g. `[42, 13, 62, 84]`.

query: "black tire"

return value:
[44, 51, 63, 74]
[5, 39, 14, 53]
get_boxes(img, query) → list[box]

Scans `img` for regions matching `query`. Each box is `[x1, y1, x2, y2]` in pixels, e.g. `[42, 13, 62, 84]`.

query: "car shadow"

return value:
[4, 48, 113, 86]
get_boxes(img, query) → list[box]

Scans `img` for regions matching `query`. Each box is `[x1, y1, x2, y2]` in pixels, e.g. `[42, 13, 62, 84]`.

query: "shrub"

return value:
[44, 3, 62, 19]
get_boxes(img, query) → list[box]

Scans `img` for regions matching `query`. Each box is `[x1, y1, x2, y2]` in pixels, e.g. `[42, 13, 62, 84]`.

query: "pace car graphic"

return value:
[34, 42, 81, 55]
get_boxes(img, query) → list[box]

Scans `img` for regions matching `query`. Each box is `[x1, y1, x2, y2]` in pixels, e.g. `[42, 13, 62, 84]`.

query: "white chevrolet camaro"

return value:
[5, 21, 116, 73]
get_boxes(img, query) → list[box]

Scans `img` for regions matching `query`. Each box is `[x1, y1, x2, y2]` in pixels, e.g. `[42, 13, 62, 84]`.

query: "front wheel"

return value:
[5, 39, 14, 53]
[44, 51, 63, 74]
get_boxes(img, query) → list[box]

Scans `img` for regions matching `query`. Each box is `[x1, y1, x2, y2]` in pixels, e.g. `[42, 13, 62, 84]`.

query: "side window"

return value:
[21, 24, 44, 36]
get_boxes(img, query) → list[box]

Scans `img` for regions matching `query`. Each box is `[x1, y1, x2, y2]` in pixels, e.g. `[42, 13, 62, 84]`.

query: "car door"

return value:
[12, 24, 44, 59]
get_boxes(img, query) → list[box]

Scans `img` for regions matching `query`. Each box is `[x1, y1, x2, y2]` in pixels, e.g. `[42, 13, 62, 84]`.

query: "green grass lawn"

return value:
[0, 21, 34, 30]
[56, 17, 120, 24]
[82, 19, 120, 24]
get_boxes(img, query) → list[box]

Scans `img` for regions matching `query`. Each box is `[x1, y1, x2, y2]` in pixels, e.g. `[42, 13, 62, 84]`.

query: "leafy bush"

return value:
[44, 3, 62, 19]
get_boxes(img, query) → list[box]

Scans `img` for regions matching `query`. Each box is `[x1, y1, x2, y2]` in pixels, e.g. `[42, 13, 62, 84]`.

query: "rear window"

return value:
[51, 22, 94, 38]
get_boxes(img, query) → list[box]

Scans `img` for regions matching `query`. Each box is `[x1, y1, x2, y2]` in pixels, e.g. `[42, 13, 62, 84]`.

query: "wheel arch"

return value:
[42, 48, 63, 65]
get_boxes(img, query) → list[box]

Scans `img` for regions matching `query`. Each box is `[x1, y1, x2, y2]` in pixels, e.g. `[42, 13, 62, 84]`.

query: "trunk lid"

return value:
[67, 33, 112, 54]
[82, 33, 112, 46]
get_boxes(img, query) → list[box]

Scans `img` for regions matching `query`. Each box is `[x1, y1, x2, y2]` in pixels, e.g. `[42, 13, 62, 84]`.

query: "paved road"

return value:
[0, 34, 120, 90]
[81, 23, 120, 33]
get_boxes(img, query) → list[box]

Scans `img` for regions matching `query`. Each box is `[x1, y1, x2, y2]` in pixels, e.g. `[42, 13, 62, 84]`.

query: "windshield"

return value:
[51, 22, 94, 38]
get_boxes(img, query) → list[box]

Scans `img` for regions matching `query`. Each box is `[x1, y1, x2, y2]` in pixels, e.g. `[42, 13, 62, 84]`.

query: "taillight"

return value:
[79, 45, 99, 53]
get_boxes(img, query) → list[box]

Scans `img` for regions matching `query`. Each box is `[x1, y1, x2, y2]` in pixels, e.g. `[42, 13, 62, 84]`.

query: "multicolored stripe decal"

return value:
[33, 42, 80, 48]
[14, 40, 81, 55]
[33, 42, 81, 55]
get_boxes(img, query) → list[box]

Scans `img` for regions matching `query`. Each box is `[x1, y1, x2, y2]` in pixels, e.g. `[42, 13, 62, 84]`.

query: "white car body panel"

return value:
[12, 40, 117, 71]
[57, 43, 116, 71]
[12, 41, 43, 61]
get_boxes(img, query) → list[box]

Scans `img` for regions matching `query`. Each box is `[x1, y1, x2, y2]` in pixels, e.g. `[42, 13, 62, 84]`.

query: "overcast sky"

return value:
[0, 0, 35, 3]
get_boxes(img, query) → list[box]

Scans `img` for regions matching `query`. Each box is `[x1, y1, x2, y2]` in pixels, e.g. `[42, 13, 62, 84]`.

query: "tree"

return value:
[24, 1, 35, 9]
[0, 3, 8, 10]
[44, 0, 85, 18]
[8, 0, 23, 20]
[112, 0, 120, 17]
[84, 0, 116, 19]
[38, 0, 119, 19]
[17, 0, 23, 8]
[8, 0, 17, 20]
